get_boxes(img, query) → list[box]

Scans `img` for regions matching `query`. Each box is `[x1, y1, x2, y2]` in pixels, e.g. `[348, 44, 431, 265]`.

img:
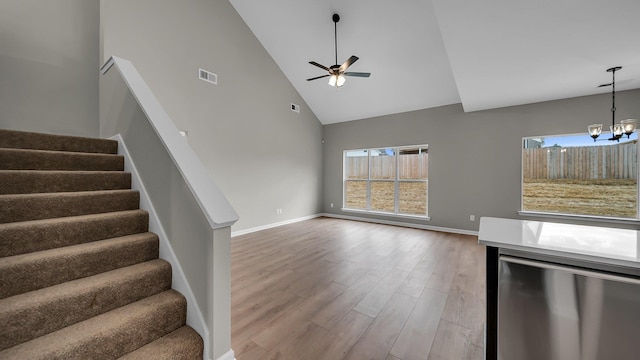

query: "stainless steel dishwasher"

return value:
[498, 255, 640, 360]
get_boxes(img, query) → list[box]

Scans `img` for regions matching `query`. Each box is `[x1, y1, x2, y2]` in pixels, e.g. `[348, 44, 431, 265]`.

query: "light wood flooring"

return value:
[231, 217, 486, 360]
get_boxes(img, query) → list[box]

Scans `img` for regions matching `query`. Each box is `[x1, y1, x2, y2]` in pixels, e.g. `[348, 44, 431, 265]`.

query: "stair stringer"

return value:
[110, 134, 212, 360]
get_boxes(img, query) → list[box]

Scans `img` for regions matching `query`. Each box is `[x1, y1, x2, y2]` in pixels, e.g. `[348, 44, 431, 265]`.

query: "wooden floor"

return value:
[231, 217, 486, 360]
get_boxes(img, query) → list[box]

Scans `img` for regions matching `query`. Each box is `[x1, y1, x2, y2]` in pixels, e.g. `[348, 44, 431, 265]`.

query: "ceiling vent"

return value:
[199, 68, 217, 85]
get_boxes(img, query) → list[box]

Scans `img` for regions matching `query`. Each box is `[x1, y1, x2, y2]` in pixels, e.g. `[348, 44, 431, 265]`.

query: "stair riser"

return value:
[0, 210, 149, 257]
[0, 291, 187, 360]
[0, 234, 159, 299]
[0, 148, 124, 171]
[0, 260, 172, 350]
[119, 326, 204, 360]
[0, 129, 118, 154]
[0, 129, 204, 357]
[0, 190, 139, 223]
[0, 171, 131, 194]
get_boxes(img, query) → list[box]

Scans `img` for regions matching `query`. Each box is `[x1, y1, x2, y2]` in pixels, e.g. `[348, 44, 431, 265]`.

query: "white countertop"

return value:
[478, 217, 640, 269]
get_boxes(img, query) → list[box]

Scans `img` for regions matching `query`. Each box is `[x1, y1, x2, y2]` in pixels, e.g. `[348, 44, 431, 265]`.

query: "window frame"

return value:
[519, 131, 640, 223]
[342, 144, 429, 219]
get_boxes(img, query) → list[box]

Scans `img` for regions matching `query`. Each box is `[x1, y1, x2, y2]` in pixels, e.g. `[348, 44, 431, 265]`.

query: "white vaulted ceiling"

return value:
[229, 0, 640, 124]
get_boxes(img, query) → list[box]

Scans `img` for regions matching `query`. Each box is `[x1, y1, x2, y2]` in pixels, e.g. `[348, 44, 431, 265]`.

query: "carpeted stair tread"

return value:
[0, 129, 118, 154]
[0, 170, 131, 194]
[0, 189, 140, 223]
[0, 259, 172, 350]
[0, 210, 149, 257]
[0, 129, 204, 358]
[0, 290, 187, 360]
[118, 326, 203, 360]
[0, 232, 159, 299]
[0, 148, 124, 171]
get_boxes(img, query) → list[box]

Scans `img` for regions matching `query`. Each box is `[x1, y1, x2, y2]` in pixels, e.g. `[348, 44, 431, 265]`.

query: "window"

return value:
[522, 132, 638, 219]
[344, 145, 428, 217]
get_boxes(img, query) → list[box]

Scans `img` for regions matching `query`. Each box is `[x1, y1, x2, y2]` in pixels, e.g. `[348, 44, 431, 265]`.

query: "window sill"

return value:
[517, 210, 640, 225]
[342, 208, 430, 221]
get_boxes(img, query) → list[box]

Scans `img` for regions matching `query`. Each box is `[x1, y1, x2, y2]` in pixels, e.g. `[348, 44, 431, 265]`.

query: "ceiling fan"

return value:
[306, 13, 371, 87]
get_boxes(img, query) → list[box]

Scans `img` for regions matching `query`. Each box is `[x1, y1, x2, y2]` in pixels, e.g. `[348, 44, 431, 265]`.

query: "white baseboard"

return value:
[111, 134, 211, 360]
[231, 214, 321, 237]
[231, 212, 478, 237]
[215, 349, 235, 360]
[320, 212, 479, 236]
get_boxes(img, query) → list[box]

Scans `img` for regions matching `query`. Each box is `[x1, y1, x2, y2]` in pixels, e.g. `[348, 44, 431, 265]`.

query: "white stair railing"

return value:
[100, 56, 238, 360]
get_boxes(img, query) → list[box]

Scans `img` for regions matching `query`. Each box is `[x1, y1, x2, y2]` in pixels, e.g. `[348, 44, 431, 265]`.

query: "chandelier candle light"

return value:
[588, 66, 637, 142]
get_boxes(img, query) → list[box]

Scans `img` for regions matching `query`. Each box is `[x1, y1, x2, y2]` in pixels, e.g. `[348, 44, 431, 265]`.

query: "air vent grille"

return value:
[199, 68, 217, 85]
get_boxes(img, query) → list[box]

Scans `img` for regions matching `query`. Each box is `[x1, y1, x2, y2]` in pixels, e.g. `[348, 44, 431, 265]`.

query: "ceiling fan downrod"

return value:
[333, 13, 339, 66]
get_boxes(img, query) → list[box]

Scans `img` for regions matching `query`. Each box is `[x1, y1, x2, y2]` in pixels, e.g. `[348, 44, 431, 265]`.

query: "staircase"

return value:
[0, 129, 203, 359]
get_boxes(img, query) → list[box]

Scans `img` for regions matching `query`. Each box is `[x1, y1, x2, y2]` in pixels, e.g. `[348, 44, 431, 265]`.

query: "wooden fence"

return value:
[523, 141, 637, 180]
[345, 154, 429, 179]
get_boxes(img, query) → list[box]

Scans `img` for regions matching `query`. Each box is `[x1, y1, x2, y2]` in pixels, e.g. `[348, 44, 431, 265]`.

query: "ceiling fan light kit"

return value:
[306, 13, 371, 88]
[588, 66, 637, 142]
[329, 74, 346, 87]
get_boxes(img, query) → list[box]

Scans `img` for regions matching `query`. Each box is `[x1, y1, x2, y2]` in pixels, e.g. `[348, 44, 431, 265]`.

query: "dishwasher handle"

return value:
[499, 255, 640, 286]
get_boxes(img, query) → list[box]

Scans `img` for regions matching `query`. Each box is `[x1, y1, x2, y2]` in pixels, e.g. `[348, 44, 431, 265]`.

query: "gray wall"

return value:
[323, 89, 640, 232]
[0, 0, 99, 136]
[100, 0, 323, 232]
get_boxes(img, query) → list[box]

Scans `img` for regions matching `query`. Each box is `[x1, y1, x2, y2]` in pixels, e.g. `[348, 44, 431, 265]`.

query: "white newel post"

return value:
[209, 227, 234, 360]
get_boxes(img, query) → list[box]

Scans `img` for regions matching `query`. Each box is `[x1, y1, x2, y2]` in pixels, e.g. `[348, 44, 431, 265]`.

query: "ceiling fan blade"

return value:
[306, 74, 331, 81]
[344, 72, 370, 78]
[309, 61, 330, 72]
[339, 56, 359, 72]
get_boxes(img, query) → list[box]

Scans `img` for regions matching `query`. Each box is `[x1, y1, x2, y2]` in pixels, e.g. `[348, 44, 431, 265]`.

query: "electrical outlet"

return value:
[330, 203, 334, 208]
[276, 208, 283, 215]
[469, 215, 475, 221]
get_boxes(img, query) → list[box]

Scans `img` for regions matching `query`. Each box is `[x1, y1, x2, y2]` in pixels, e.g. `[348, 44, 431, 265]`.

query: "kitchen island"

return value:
[478, 217, 640, 360]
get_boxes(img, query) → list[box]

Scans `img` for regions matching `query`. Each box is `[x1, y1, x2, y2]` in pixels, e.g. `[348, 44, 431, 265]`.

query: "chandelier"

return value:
[587, 66, 637, 142]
